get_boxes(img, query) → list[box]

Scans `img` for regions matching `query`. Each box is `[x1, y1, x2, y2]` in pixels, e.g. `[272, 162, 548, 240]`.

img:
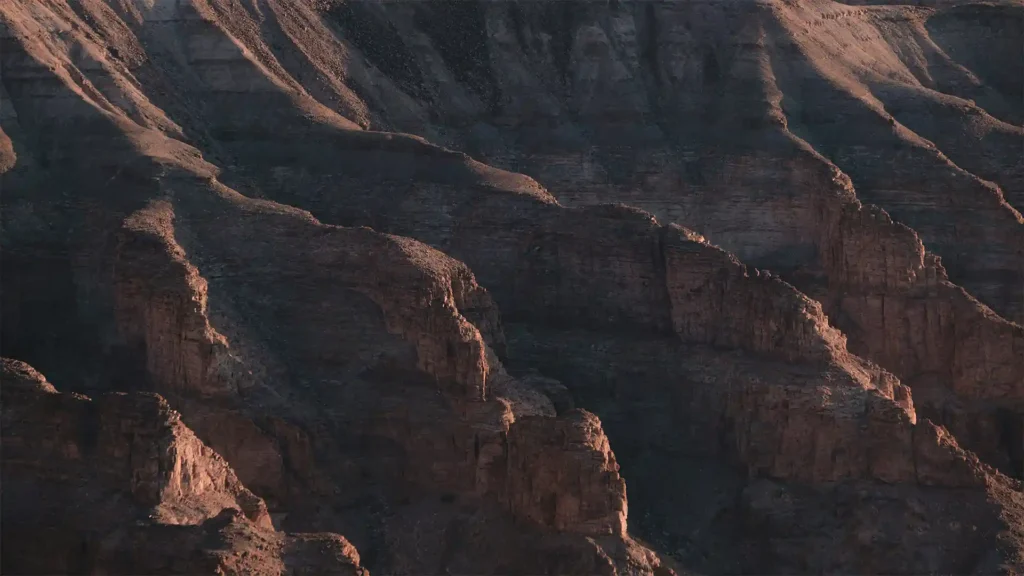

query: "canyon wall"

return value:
[0, 358, 366, 576]
[1, 0, 1022, 574]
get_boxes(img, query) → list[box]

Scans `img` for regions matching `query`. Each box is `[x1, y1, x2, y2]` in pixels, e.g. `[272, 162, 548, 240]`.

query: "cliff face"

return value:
[410, 0, 1024, 323]
[62, 0, 1017, 477]
[1, 0, 1023, 574]
[351, 0, 1024, 474]
[0, 16, 669, 569]
[507, 410, 629, 537]
[819, 180, 1024, 474]
[105, 184, 670, 573]
[0, 358, 365, 576]
[303, 0, 1024, 479]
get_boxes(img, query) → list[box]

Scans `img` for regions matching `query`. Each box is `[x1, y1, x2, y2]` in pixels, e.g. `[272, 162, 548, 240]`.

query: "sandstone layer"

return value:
[333, 0, 1024, 325]
[1, 0, 1023, 574]
[1, 358, 366, 576]
[0, 6, 671, 569]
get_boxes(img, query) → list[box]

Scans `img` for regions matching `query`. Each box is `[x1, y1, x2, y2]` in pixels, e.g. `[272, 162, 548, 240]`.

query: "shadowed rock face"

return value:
[1, 0, 1023, 574]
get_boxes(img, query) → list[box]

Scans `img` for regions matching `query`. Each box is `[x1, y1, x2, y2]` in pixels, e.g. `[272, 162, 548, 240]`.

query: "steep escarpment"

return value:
[0, 358, 366, 576]
[764, 1, 1024, 317]
[456, 0, 1024, 326]
[11, 0, 1017, 405]
[507, 410, 629, 537]
[109, 182, 680, 572]
[238, 116, 1022, 480]
[297, 0, 1024, 393]
[38, 0, 1019, 329]
[2, 0, 1023, 574]
[775, 156, 1024, 476]
[82, 0, 1021, 481]
[0, 5, 670, 571]
[185, 130, 1023, 571]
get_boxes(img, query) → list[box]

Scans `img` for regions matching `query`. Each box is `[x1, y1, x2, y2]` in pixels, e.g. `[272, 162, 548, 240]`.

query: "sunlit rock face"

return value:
[1, 0, 1022, 574]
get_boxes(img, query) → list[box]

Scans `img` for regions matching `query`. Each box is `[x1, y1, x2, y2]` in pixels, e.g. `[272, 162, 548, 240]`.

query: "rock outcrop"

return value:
[310, 0, 1024, 481]
[820, 181, 1024, 475]
[508, 410, 629, 537]
[0, 358, 366, 576]
[253, 0, 1024, 480]
[107, 190, 671, 573]
[1, 0, 1023, 574]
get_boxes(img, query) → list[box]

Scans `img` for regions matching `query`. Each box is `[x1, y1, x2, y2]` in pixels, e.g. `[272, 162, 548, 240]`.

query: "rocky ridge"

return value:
[0, 357, 366, 575]
[1, 0, 1022, 574]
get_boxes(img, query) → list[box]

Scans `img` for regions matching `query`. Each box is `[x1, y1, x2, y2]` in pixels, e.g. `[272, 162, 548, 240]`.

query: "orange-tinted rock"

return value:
[508, 410, 628, 536]
[1, 1, 1022, 574]
[0, 358, 366, 576]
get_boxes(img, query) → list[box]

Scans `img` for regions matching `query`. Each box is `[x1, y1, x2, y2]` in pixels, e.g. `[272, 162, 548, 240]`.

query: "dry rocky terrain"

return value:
[1, 0, 1022, 574]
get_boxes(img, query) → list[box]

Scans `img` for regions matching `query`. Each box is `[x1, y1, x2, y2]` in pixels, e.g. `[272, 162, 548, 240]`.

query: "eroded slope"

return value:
[0, 9, 669, 570]
[1, 0, 1023, 574]
[0, 358, 367, 576]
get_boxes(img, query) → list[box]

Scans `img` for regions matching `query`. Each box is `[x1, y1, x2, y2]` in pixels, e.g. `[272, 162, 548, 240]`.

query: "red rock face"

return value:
[1, 0, 1022, 574]
[0, 358, 366, 575]
[507, 410, 628, 537]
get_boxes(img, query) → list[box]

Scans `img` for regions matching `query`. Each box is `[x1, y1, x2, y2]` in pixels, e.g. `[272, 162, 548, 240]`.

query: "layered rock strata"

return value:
[108, 190, 668, 573]
[1, 0, 1023, 574]
[0, 5, 670, 570]
[0, 357, 366, 576]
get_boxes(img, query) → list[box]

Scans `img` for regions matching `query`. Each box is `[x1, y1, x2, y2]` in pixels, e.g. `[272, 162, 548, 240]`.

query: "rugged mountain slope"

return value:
[0, 9, 671, 571]
[1, 0, 1023, 574]
[11, 0, 1013, 473]
[1, 358, 367, 575]
[280, 0, 1024, 469]
[315, 0, 1024, 323]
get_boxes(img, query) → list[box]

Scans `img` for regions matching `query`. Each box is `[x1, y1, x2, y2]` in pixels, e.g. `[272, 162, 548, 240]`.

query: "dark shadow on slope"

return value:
[926, 5, 1024, 116]
[324, 1, 427, 101]
[413, 0, 499, 113]
[0, 31, 171, 393]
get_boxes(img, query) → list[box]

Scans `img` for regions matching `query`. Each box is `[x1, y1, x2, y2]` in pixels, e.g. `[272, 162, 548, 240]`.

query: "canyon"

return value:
[1, 0, 1022, 574]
